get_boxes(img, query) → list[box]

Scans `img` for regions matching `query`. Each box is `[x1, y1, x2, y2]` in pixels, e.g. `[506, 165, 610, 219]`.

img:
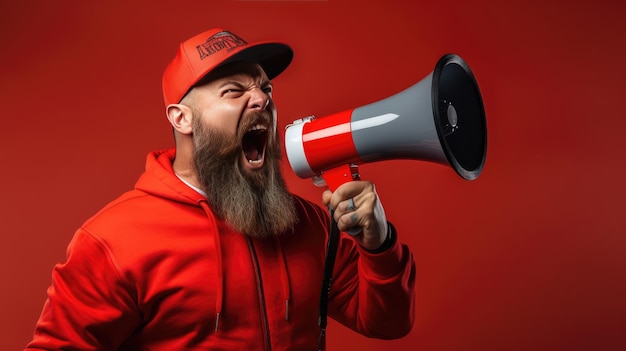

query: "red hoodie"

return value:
[26, 149, 416, 350]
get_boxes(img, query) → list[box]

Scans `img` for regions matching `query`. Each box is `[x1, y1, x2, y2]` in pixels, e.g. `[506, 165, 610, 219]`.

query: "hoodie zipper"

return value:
[247, 237, 272, 351]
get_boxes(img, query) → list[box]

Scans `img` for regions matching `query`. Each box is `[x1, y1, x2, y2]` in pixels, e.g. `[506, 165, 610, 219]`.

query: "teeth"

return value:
[248, 124, 266, 132]
[248, 159, 262, 165]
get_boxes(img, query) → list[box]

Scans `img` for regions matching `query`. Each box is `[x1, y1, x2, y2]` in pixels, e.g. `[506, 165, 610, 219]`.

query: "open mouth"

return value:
[242, 125, 268, 166]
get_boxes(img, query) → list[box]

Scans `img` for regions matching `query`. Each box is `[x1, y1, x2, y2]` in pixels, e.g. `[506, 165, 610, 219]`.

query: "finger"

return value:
[347, 211, 359, 226]
[330, 181, 363, 209]
[343, 215, 363, 236]
[345, 197, 357, 212]
[338, 211, 363, 235]
[321, 189, 333, 208]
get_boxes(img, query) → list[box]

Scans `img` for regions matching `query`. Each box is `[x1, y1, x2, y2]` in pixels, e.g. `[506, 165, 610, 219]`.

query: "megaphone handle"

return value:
[322, 164, 363, 236]
[322, 164, 361, 192]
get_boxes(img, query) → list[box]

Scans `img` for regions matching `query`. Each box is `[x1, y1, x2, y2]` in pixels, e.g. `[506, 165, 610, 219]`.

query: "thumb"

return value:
[321, 189, 333, 208]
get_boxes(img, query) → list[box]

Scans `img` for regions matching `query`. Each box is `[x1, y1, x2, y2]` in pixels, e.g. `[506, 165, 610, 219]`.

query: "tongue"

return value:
[245, 149, 259, 161]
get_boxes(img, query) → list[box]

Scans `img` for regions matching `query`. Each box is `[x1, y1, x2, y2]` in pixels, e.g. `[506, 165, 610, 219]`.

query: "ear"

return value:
[166, 104, 193, 135]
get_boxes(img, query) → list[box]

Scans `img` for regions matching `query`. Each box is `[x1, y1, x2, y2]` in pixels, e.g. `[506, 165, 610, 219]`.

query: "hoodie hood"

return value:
[135, 149, 206, 206]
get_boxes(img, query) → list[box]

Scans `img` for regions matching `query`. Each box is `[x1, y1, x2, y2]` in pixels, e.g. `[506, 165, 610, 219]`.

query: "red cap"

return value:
[162, 28, 293, 106]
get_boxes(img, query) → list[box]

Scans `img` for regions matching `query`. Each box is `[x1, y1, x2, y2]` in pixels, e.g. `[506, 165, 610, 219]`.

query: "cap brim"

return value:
[219, 42, 294, 80]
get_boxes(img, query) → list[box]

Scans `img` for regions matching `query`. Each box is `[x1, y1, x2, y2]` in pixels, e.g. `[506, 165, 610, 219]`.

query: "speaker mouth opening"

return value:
[432, 54, 487, 180]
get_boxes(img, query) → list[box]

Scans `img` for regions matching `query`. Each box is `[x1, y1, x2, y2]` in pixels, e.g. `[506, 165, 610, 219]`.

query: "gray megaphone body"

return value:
[284, 54, 487, 191]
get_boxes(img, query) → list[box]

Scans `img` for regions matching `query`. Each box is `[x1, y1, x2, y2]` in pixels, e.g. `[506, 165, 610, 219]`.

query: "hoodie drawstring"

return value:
[274, 237, 292, 321]
[200, 201, 224, 332]
[200, 200, 293, 331]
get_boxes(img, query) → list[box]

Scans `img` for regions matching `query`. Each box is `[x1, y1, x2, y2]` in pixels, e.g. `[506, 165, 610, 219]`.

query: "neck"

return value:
[173, 140, 203, 191]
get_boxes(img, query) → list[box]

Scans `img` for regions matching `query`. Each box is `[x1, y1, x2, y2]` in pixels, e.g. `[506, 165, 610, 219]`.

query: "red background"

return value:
[2, 1, 625, 350]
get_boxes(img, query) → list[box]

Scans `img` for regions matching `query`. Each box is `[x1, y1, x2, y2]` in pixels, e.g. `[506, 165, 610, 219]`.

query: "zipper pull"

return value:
[214, 312, 221, 332]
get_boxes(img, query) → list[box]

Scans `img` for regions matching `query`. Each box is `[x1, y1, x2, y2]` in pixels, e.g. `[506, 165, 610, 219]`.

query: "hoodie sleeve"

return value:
[328, 222, 416, 339]
[25, 229, 140, 351]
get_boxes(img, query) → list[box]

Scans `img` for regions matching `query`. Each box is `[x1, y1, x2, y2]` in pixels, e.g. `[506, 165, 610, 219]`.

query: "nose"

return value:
[248, 87, 271, 110]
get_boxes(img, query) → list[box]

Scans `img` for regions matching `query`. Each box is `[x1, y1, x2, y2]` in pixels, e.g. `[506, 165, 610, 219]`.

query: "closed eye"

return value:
[222, 88, 244, 97]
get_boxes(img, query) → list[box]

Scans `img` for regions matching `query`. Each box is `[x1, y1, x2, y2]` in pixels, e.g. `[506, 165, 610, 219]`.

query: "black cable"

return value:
[317, 208, 340, 351]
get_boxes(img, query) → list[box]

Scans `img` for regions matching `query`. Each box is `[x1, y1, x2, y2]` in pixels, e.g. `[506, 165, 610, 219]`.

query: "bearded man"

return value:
[25, 28, 416, 351]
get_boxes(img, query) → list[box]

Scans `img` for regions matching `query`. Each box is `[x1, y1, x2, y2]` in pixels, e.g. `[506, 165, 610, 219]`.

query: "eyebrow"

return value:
[216, 79, 272, 90]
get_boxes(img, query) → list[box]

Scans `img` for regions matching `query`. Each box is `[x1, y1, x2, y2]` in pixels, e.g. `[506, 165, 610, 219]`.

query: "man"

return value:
[25, 28, 416, 350]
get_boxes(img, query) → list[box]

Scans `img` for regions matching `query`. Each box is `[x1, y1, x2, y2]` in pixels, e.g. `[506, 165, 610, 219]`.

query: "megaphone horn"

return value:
[285, 54, 487, 191]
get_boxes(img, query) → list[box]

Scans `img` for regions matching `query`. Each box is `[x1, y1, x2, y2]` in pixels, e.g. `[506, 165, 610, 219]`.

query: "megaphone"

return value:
[285, 54, 487, 191]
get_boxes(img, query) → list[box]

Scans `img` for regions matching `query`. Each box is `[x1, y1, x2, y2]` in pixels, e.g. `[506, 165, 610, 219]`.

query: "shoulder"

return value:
[79, 189, 207, 254]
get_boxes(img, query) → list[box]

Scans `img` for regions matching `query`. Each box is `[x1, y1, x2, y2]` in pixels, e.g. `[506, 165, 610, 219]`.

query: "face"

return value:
[183, 62, 277, 176]
[183, 62, 297, 238]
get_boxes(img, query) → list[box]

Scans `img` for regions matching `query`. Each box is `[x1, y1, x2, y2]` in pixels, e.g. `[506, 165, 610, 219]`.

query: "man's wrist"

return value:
[363, 221, 397, 254]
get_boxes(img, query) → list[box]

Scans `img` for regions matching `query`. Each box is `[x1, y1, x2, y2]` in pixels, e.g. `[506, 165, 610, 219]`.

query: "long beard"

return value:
[192, 112, 297, 238]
